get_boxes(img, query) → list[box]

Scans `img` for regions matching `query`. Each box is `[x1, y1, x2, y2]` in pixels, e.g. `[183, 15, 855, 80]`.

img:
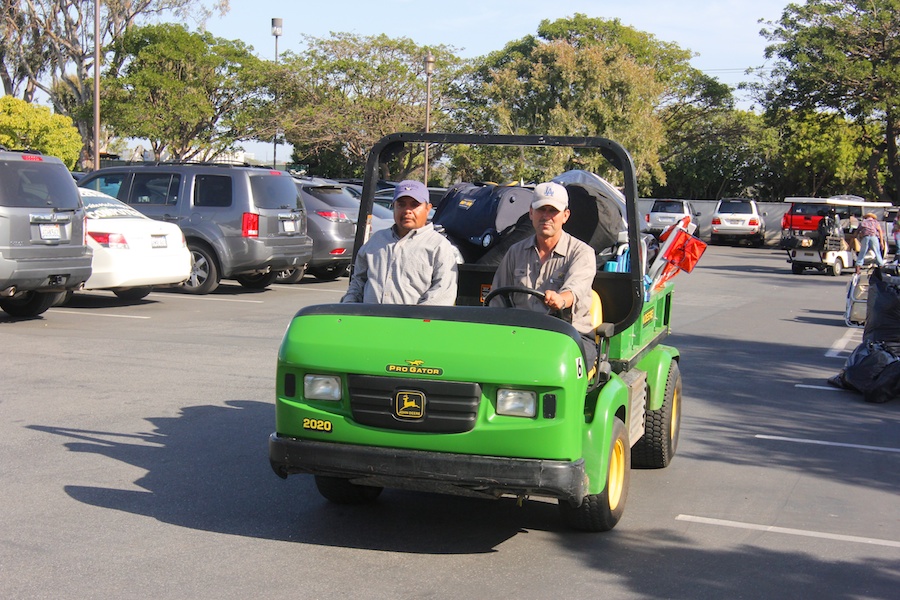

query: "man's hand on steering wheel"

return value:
[543, 289, 569, 312]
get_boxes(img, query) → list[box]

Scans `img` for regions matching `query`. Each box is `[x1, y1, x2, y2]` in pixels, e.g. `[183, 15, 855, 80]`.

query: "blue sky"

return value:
[203, 0, 791, 162]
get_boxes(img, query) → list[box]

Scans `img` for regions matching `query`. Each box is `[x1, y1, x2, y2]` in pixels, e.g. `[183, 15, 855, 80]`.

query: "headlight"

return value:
[496, 389, 537, 418]
[303, 374, 342, 401]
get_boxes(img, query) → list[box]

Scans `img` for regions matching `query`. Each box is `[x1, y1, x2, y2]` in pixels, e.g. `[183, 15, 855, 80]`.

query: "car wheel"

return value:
[791, 263, 805, 275]
[831, 257, 844, 277]
[309, 264, 349, 281]
[275, 266, 306, 284]
[632, 361, 681, 469]
[709, 234, 720, 245]
[236, 271, 278, 289]
[559, 417, 630, 532]
[0, 291, 57, 318]
[184, 244, 220, 295]
[314, 475, 383, 504]
[113, 286, 153, 301]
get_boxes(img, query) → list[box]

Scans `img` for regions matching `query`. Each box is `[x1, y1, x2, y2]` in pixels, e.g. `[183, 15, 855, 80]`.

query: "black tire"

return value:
[709, 234, 720, 245]
[559, 417, 629, 532]
[52, 290, 73, 306]
[183, 244, 219, 294]
[632, 361, 682, 469]
[0, 291, 57, 318]
[831, 257, 843, 277]
[791, 263, 804, 275]
[314, 475, 383, 504]
[236, 271, 278, 289]
[308, 264, 348, 281]
[113, 286, 153, 301]
[275, 266, 306, 284]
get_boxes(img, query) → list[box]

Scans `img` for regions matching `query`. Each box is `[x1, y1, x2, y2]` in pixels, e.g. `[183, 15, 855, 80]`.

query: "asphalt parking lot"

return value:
[2, 245, 898, 599]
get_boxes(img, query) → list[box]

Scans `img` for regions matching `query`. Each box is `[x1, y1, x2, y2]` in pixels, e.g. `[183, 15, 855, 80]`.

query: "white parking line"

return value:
[794, 384, 845, 392]
[676, 515, 900, 548]
[49, 310, 150, 319]
[826, 328, 860, 358]
[756, 434, 900, 454]
[146, 293, 263, 304]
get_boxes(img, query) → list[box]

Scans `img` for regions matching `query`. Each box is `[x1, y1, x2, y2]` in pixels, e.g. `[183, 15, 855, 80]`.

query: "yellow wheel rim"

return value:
[608, 437, 625, 509]
[670, 387, 680, 442]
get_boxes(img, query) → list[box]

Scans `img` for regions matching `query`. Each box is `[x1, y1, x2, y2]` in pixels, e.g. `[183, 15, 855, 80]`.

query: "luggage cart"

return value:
[845, 271, 869, 328]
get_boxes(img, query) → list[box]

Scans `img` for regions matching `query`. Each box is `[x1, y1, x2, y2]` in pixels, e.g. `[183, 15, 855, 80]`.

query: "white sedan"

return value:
[77, 188, 191, 300]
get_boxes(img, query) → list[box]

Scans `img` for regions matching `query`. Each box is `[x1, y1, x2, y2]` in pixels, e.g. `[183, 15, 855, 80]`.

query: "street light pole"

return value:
[93, 0, 100, 170]
[424, 51, 435, 185]
[271, 18, 283, 169]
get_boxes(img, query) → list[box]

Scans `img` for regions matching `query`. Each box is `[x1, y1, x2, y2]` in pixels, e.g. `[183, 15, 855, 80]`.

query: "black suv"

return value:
[0, 149, 92, 317]
[78, 163, 312, 294]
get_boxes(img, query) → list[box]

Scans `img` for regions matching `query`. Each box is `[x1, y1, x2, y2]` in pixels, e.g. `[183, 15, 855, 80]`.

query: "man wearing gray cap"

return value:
[490, 181, 598, 366]
[342, 180, 458, 305]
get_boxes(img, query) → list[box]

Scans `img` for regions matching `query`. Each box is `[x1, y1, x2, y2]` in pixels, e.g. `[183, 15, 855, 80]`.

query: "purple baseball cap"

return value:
[392, 180, 430, 205]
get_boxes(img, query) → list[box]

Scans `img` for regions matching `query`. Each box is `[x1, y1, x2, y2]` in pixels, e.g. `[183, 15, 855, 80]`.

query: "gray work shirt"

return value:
[341, 223, 458, 305]
[491, 231, 597, 335]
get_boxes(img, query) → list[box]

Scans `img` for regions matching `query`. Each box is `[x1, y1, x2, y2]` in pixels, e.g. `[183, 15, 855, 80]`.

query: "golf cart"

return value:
[784, 196, 892, 276]
[268, 133, 701, 532]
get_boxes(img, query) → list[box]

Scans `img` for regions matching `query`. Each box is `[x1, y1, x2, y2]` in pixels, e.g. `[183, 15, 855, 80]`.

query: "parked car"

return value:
[0, 148, 92, 318]
[70, 188, 191, 300]
[710, 198, 767, 246]
[644, 199, 700, 237]
[78, 163, 312, 294]
[282, 178, 392, 282]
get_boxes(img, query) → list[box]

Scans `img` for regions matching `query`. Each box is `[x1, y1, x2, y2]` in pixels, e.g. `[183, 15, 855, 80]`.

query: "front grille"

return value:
[347, 375, 482, 433]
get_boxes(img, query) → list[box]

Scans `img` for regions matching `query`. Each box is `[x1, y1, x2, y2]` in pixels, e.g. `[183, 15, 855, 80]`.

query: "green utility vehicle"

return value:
[269, 134, 683, 531]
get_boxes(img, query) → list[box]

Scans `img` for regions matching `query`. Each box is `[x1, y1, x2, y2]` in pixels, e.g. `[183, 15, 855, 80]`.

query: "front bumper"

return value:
[269, 434, 587, 503]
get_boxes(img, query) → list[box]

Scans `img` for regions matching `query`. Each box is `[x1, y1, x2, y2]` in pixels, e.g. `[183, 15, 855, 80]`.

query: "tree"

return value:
[0, 1, 228, 168]
[278, 33, 465, 180]
[760, 0, 900, 202]
[451, 14, 729, 191]
[0, 96, 82, 168]
[102, 23, 264, 161]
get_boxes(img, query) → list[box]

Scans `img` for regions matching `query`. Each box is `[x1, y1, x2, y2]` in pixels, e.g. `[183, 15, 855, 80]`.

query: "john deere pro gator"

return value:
[269, 134, 688, 531]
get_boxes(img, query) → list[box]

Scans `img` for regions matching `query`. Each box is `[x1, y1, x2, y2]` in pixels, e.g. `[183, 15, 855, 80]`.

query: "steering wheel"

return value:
[483, 286, 562, 318]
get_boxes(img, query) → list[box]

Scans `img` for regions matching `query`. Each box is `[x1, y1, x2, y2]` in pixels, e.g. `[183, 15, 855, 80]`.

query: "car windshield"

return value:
[0, 159, 81, 209]
[651, 201, 685, 213]
[304, 185, 360, 208]
[791, 203, 829, 216]
[82, 195, 145, 219]
[249, 173, 303, 209]
[718, 201, 753, 214]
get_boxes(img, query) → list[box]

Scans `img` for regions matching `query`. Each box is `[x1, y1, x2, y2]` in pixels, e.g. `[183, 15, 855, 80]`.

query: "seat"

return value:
[587, 289, 613, 386]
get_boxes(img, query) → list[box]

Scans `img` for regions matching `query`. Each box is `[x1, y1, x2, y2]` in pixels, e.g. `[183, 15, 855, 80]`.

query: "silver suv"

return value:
[0, 149, 92, 317]
[710, 198, 767, 247]
[78, 164, 312, 294]
[645, 199, 700, 237]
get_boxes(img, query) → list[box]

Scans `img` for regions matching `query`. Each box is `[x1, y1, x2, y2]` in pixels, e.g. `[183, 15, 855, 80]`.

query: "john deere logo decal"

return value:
[386, 359, 443, 376]
[394, 390, 425, 419]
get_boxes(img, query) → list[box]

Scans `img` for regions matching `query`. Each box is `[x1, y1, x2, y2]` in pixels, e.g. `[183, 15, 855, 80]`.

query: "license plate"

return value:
[659, 217, 675, 223]
[39, 223, 60, 240]
[726, 219, 742, 225]
[283, 220, 296, 232]
[151, 235, 167, 248]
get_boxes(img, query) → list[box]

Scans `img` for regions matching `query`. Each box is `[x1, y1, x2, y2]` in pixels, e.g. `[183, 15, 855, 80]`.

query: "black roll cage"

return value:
[354, 133, 645, 335]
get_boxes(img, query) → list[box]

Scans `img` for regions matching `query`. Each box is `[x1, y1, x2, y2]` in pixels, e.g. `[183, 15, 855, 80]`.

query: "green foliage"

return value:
[102, 23, 264, 161]
[279, 33, 465, 180]
[449, 14, 722, 191]
[760, 0, 900, 201]
[0, 96, 82, 168]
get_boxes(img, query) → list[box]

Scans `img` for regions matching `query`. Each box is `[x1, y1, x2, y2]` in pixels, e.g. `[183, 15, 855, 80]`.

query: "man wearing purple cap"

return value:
[342, 180, 458, 305]
[491, 181, 598, 366]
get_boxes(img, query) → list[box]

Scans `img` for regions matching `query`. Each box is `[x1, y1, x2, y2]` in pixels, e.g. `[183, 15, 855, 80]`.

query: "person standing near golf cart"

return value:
[855, 212, 886, 273]
[342, 180, 458, 305]
[490, 181, 598, 367]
